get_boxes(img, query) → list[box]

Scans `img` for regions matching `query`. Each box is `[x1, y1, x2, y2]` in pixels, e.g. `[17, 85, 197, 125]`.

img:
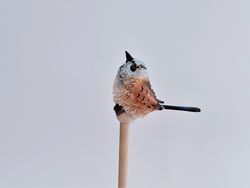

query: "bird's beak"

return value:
[136, 64, 147, 70]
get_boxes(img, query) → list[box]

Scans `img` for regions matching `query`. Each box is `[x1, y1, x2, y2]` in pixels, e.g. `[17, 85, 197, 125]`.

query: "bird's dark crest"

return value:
[125, 51, 134, 62]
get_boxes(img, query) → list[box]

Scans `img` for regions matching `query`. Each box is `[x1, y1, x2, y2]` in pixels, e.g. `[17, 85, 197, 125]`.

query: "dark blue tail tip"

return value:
[193, 107, 201, 112]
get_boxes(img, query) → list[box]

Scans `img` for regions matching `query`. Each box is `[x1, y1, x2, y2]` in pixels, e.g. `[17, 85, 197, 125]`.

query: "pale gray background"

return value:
[0, 0, 250, 188]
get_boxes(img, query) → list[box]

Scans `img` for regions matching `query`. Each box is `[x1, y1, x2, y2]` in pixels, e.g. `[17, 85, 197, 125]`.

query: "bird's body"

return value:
[113, 75, 159, 118]
[113, 51, 200, 121]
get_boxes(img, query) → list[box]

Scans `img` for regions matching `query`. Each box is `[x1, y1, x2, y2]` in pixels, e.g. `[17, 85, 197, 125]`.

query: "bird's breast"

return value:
[113, 78, 159, 118]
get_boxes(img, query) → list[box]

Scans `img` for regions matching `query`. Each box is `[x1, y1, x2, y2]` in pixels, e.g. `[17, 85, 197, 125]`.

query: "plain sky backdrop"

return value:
[1, 0, 250, 188]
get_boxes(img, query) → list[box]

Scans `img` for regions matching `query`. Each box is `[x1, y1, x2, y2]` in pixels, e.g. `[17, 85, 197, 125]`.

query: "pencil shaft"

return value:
[118, 123, 129, 188]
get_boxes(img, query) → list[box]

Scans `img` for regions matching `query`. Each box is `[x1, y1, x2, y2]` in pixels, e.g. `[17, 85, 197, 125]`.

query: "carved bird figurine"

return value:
[113, 51, 200, 122]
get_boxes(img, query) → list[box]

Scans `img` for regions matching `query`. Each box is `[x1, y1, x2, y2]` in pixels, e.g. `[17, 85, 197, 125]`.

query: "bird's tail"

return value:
[161, 105, 201, 112]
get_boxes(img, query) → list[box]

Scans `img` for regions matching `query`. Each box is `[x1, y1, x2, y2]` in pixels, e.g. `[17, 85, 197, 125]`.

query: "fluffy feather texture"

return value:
[113, 54, 160, 119]
[113, 51, 200, 120]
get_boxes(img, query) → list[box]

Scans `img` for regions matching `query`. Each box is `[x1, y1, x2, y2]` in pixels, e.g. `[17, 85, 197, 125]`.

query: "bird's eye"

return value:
[130, 64, 136, 72]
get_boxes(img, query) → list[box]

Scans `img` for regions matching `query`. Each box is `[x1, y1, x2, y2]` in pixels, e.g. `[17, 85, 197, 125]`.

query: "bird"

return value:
[113, 51, 200, 121]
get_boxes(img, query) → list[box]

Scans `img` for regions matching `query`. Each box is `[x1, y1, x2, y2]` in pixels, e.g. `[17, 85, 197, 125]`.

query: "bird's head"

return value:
[118, 51, 148, 80]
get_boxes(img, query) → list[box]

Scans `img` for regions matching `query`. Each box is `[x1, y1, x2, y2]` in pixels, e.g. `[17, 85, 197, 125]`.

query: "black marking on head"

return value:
[147, 106, 151, 108]
[118, 65, 125, 83]
[140, 86, 143, 92]
[125, 51, 134, 62]
[141, 96, 145, 101]
[136, 93, 140, 98]
[119, 64, 124, 71]
[130, 64, 136, 72]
